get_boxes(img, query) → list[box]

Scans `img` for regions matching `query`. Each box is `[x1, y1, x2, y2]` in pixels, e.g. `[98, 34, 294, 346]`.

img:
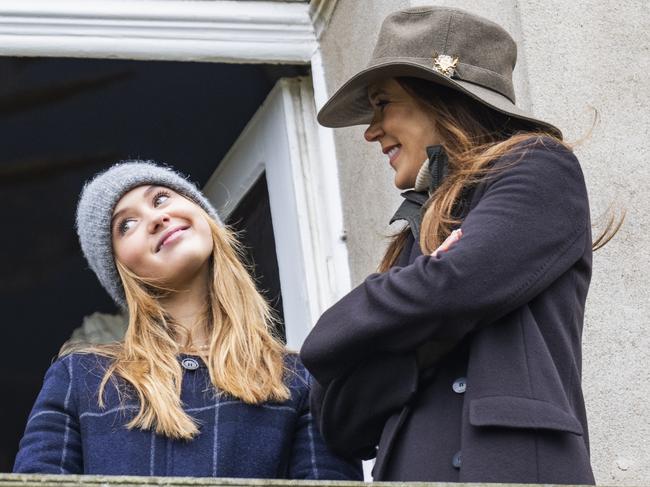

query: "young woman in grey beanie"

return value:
[301, 6, 620, 484]
[13, 161, 362, 480]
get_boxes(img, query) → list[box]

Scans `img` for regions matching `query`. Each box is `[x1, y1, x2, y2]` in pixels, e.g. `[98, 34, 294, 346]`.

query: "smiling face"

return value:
[111, 185, 214, 289]
[365, 78, 442, 189]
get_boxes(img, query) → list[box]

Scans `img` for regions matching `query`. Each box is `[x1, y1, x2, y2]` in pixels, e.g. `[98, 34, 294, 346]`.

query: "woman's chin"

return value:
[393, 175, 413, 190]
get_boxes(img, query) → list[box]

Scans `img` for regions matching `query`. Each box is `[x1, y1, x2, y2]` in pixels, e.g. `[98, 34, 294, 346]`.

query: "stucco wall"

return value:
[317, 0, 650, 484]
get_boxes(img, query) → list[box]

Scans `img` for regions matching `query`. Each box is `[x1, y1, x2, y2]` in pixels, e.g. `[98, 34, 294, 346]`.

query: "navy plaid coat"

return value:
[13, 352, 362, 479]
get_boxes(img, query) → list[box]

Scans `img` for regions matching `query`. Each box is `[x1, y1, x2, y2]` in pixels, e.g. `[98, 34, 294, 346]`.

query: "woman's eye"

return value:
[153, 191, 171, 207]
[375, 99, 390, 110]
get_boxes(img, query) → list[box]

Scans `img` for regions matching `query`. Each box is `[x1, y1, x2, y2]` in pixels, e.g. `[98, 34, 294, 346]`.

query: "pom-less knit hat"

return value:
[317, 6, 562, 138]
[76, 161, 222, 308]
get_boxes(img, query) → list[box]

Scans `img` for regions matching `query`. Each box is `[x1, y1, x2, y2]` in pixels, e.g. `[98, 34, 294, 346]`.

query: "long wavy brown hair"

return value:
[62, 209, 289, 440]
[378, 78, 622, 272]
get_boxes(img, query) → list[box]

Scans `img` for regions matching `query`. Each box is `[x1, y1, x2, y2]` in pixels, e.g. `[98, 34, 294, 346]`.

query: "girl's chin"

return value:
[159, 255, 211, 284]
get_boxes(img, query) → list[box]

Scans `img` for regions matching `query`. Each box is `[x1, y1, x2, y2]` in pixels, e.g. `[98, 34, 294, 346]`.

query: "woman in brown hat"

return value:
[300, 6, 612, 484]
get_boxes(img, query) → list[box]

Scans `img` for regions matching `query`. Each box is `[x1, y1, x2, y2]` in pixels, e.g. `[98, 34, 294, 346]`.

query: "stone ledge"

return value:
[0, 475, 604, 487]
[0, 476, 362, 487]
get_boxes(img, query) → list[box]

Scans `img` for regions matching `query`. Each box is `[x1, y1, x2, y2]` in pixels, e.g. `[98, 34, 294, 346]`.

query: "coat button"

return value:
[181, 357, 200, 370]
[452, 377, 467, 394]
[452, 451, 462, 469]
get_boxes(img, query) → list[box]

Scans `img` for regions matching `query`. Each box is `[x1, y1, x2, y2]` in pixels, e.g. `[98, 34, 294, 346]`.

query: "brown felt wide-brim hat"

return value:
[317, 6, 562, 139]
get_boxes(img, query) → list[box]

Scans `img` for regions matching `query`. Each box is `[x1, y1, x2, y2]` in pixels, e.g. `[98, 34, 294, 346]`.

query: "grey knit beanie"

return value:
[76, 160, 222, 308]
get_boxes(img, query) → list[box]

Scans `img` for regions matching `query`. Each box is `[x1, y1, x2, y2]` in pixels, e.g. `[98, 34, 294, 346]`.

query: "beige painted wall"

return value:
[317, 0, 650, 484]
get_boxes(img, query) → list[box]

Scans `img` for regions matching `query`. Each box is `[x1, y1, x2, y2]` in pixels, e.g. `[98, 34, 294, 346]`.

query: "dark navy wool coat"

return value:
[301, 139, 595, 484]
[14, 352, 362, 479]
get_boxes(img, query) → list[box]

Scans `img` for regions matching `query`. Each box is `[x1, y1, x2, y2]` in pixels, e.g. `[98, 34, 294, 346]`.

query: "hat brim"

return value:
[317, 62, 561, 138]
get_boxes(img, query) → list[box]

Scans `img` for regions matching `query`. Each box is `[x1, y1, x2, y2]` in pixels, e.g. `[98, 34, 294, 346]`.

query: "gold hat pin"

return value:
[433, 53, 459, 78]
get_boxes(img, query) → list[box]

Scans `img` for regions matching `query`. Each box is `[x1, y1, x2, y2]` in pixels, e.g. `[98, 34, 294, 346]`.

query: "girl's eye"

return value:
[153, 191, 171, 207]
[118, 219, 136, 235]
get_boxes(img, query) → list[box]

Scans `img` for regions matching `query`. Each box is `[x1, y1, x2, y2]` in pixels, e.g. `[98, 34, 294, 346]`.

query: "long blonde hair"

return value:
[63, 210, 289, 440]
[379, 78, 622, 271]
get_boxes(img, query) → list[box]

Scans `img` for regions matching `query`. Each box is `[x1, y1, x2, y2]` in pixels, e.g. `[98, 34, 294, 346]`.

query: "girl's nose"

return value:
[364, 117, 384, 142]
[149, 213, 170, 234]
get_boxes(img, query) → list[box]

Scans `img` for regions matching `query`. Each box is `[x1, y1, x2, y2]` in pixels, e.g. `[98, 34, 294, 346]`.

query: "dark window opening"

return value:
[228, 174, 285, 341]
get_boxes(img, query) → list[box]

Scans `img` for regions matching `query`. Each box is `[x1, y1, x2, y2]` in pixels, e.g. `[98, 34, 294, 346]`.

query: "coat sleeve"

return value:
[288, 370, 363, 480]
[311, 353, 421, 460]
[301, 140, 591, 383]
[13, 356, 83, 474]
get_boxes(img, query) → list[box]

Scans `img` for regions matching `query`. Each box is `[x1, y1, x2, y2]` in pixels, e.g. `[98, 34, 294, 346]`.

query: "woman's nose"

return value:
[364, 118, 383, 142]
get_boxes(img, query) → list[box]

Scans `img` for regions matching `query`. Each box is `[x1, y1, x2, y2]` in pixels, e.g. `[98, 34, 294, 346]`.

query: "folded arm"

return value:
[302, 141, 590, 383]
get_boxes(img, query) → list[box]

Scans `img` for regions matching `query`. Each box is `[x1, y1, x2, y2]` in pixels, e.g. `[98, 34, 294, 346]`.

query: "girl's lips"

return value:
[157, 226, 189, 252]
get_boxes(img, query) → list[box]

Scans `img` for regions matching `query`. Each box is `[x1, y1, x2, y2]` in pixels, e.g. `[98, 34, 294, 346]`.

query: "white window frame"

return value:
[0, 0, 351, 342]
[204, 77, 338, 349]
[0, 0, 336, 63]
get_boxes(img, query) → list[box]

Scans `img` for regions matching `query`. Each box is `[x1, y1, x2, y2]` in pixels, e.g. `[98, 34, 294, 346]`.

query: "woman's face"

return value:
[111, 185, 213, 288]
[365, 78, 442, 189]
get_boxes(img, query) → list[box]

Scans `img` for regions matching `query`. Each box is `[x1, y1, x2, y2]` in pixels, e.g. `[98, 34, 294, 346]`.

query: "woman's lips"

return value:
[386, 145, 401, 165]
[157, 226, 189, 252]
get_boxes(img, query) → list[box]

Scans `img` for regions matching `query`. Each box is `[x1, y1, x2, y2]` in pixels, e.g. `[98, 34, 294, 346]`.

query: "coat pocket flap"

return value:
[469, 396, 583, 435]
